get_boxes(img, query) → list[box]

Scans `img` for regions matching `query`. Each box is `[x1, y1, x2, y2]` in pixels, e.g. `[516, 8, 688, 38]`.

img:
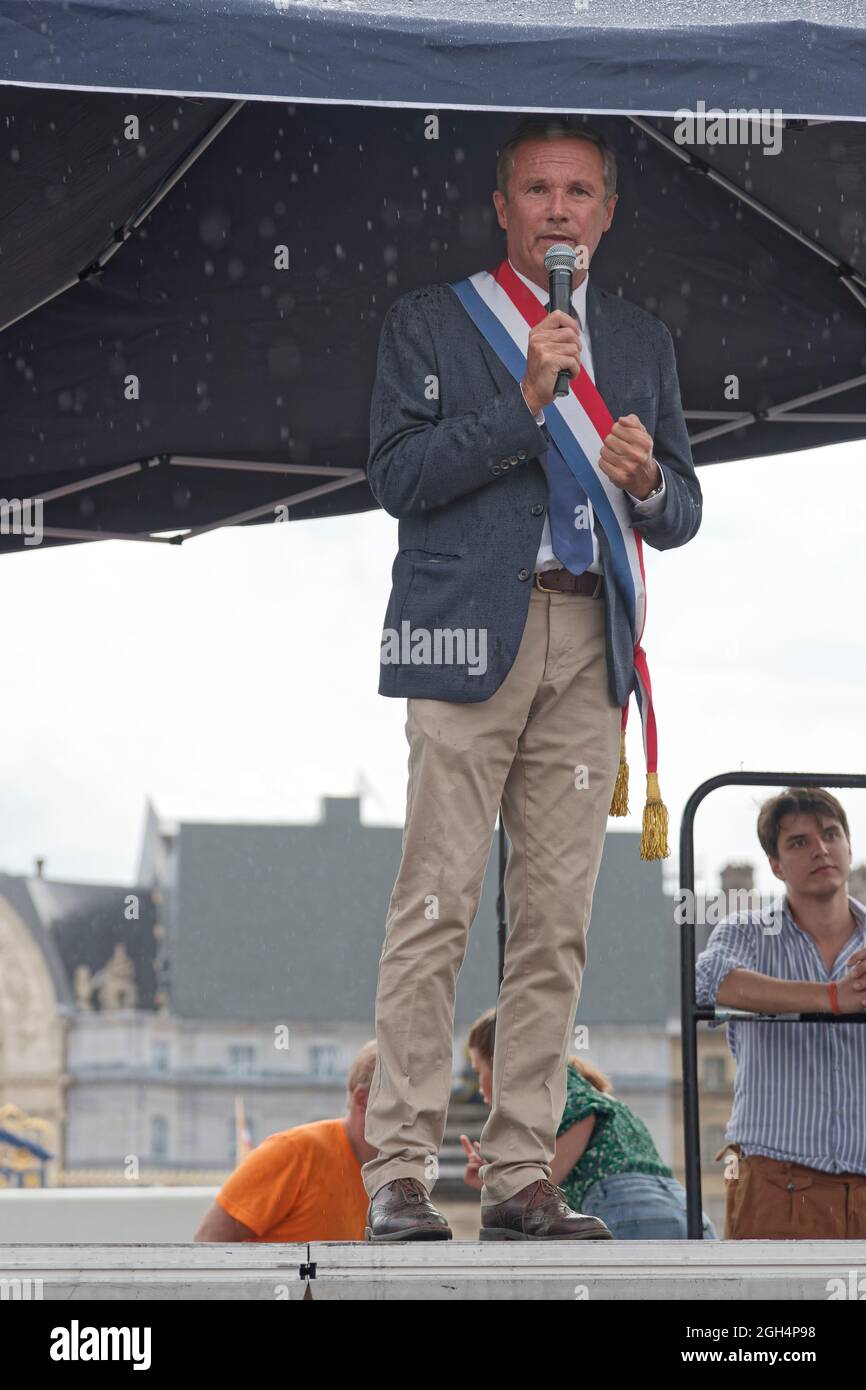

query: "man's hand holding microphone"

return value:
[520, 307, 583, 416]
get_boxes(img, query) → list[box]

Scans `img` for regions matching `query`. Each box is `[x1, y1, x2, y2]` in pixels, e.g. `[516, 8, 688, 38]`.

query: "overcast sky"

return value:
[4, 435, 865, 899]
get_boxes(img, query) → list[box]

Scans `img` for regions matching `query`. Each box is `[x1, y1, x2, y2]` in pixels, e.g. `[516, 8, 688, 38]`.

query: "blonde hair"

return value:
[346, 1039, 377, 1098]
[466, 1006, 613, 1094]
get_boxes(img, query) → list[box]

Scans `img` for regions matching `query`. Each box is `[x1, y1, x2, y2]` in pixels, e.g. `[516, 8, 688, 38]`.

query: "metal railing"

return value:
[680, 771, 866, 1237]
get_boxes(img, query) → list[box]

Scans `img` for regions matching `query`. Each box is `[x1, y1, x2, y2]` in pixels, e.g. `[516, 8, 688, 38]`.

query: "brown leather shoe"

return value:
[364, 1177, 453, 1242]
[479, 1178, 613, 1241]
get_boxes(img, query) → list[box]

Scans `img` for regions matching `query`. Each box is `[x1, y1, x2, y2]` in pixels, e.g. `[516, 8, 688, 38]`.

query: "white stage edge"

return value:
[2, 1241, 865, 1300]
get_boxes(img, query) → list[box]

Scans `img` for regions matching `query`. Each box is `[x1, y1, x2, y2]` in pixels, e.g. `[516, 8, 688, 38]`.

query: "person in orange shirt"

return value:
[194, 1041, 378, 1242]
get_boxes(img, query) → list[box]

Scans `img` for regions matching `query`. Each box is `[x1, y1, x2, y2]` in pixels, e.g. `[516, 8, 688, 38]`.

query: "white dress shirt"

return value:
[509, 259, 667, 575]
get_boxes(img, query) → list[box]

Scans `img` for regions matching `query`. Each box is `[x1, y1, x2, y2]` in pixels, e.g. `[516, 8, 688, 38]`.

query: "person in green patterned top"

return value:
[460, 1007, 717, 1239]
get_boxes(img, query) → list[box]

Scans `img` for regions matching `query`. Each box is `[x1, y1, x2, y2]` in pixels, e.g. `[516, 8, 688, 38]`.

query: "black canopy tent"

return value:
[0, 0, 865, 550]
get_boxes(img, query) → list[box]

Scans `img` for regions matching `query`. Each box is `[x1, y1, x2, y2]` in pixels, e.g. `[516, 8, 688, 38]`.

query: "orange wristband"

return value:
[828, 982, 840, 1014]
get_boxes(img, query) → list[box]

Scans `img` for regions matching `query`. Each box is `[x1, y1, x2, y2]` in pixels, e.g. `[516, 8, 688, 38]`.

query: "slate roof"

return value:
[167, 796, 677, 1025]
[1, 873, 160, 1011]
[1, 795, 677, 1027]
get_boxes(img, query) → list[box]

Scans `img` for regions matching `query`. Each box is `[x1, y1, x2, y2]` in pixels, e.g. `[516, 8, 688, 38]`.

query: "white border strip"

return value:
[0, 80, 860, 121]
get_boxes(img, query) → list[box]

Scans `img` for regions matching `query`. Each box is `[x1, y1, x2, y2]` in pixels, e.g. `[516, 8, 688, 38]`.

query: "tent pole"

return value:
[80, 100, 247, 283]
[769, 412, 866, 423]
[36, 526, 179, 545]
[630, 117, 866, 296]
[3, 462, 365, 551]
[169, 457, 360, 478]
[0, 101, 246, 334]
[627, 117, 866, 450]
[496, 809, 507, 991]
[687, 372, 866, 445]
[34, 463, 147, 502]
[180, 469, 367, 538]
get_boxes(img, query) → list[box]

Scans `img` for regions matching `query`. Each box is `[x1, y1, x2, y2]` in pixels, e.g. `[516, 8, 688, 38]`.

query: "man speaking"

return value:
[363, 116, 702, 1241]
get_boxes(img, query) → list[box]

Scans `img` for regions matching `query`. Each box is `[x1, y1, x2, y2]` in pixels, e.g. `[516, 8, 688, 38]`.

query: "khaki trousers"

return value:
[362, 583, 622, 1206]
[720, 1143, 866, 1239]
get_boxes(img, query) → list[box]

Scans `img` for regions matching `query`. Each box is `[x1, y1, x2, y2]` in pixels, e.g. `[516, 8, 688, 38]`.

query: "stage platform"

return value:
[2, 1241, 865, 1300]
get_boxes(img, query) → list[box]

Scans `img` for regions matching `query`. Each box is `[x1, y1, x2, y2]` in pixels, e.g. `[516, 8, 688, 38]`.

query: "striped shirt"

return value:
[695, 895, 866, 1174]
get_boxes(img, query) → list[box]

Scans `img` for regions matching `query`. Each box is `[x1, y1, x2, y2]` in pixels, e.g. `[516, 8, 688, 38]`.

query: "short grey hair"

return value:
[496, 116, 617, 202]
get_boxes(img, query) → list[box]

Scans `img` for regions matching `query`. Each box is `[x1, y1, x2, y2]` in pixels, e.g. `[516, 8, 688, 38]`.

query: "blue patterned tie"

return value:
[539, 299, 594, 575]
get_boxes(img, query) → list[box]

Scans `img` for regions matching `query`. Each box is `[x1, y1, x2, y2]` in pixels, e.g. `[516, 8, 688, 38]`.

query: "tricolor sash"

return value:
[449, 258, 669, 860]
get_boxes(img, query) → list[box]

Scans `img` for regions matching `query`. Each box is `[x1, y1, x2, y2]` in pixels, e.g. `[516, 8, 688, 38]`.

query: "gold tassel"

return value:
[640, 771, 670, 860]
[608, 729, 629, 816]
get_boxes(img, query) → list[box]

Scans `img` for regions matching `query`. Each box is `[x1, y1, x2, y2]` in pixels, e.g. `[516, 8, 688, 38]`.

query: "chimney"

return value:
[720, 862, 754, 895]
[321, 796, 361, 828]
[848, 864, 866, 901]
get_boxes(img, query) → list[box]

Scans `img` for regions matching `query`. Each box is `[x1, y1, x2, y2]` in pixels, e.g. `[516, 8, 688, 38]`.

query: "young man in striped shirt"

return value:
[696, 786, 866, 1239]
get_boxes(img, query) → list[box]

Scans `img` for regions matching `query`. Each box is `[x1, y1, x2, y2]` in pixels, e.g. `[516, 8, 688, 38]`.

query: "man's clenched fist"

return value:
[599, 414, 661, 500]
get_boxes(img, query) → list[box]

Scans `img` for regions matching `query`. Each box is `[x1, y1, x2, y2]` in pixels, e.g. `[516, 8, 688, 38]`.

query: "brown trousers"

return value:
[718, 1142, 866, 1239]
[362, 583, 622, 1205]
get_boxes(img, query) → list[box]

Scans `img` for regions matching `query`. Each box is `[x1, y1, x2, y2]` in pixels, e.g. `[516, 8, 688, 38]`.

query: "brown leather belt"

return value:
[534, 568, 604, 598]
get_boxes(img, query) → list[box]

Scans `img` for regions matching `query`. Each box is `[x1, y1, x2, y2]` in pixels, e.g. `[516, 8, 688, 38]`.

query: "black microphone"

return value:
[543, 242, 578, 397]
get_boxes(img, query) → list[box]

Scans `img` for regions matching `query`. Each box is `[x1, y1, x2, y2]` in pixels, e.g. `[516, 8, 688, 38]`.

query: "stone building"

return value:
[6, 794, 844, 1224]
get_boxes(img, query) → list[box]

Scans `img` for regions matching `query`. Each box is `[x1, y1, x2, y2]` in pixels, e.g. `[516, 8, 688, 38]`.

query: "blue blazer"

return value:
[368, 278, 702, 708]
